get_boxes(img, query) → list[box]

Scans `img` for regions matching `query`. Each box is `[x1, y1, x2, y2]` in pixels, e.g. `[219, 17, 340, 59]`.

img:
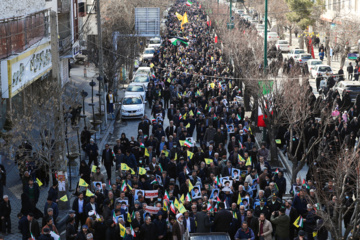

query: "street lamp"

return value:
[89, 79, 96, 121]
[96, 76, 103, 118]
[73, 125, 82, 162]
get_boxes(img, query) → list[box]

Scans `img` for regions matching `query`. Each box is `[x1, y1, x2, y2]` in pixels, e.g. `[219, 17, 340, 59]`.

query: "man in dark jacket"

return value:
[184, 210, 196, 233]
[24, 179, 40, 209]
[101, 144, 115, 180]
[347, 62, 354, 80]
[47, 181, 58, 202]
[195, 205, 213, 233]
[18, 213, 40, 240]
[213, 202, 232, 232]
[274, 171, 286, 199]
[66, 217, 77, 240]
[153, 211, 167, 239]
[140, 216, 158, 240]
[270, 208, 290, 239]
[72, 192, 86, 230]
[0, 195, 11, 235]
[38, 228, 54, 240]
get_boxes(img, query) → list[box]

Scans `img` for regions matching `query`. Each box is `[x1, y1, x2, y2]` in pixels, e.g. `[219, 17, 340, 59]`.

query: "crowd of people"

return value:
[2, 0, 360, 240]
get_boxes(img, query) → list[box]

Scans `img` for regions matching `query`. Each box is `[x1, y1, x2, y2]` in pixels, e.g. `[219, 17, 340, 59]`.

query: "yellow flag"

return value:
[119, 223, 126, 237]
[86, 189, 94, 197]
[60, 195, 68, 202]
[179, 140, 185, 146]
[205, 158, 213, 164]
[167, 78, 171, 83]
[158, 91, 161, 97]
[187, 150, 194, 159]
[238, 154, 245, 162]
[121, 163, 130, 171]
[127, 212, 132, 222]
[79, 178, 89, 187]
[150, 63, 154, 68]
[313, 232, 318, 237]
[174, 153, 178, 160]
[180, 194, 185, 203]
[127, 184, 133, 191]
[189, 110, 194, 116]
[174, 198, 180, 209]
[237, 193, 242, 205]
[210, 83, 215, 89]
[162, 150, 169, 157]
[181, 12, 188, 29]
[145, 148, 150, 157]
[36, 178, 43, 187]
[130, 168, 136, 175]
[275, 139, 281, 144]
[91, 165, 97, 173]
[183, 113, 187, 120]
[245, 157, 252, 166]
[185, 123, 191, 128]
[139, 167, 147, 175]
[176, 12, 183, 21]
[188, 180, 194, 192]
[293, 216, 301, 228]
[178, 203, 187, 214]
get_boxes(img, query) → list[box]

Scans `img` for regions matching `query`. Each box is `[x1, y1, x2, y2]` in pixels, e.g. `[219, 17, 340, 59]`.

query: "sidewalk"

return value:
[1, 63, 117, 239]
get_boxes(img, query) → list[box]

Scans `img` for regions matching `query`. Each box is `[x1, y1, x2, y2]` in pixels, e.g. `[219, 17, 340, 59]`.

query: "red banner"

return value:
[144, 206, 161, 214]
[145, 190, 159, 199]
[309, 38, 315, 59]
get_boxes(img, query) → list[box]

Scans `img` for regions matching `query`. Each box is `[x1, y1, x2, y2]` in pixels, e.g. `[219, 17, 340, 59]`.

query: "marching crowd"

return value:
[2, 0, 360, 240]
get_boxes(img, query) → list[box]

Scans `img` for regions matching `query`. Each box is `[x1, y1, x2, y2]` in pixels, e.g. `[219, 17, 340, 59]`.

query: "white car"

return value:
[311, 65, 333, 78]
[120, 96, 146, 119]
[149, 37, 161, 45]
[267, 32, 279, 42]
[141, 47, 155, 62]
[249, 19, 259, 25]
[275, 40, 290, 52]
[295, 53, 312, 64]
[288, 49, 306, 59]
[135, 67, 155, 78]
[307, 59, 323, 74]
[125, 84, 146, 100]
[132, 74, 150, 89]
[333, 81, 360, 102]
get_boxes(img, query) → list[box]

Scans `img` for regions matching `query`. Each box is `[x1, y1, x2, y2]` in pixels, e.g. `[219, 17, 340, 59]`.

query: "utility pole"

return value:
[262, 0, 268, 142]
[50, 11, 67, 208]
[96, 0, 107, 125]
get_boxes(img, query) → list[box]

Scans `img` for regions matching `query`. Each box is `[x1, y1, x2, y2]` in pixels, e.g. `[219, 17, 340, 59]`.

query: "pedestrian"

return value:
[18, 213, 40, 240]
[24, 178, 40, 210]
[72, 192, 86, 230]
[195, 204, 213, 233]
[86, 139, 99, 166]
[140, 216, 158, 240]
[319, 49, 324, 61]
[172, 214, 185, 240]
[101, 144, 115, 180]
[213, 202, 233, 232]
[66, 217, 77, 240]
[258, 213, 273, 240]
[0, 195, 11, 235]
[347, 62, 354, 80]
[106, 90, 115, 119]
[294, 230, 307, 240]
[0, 164, 6, 200]
[234, 222, 255, 240]
[38, 227, 54, 240]
[81, 127, 91, 156]
[270, 208, 290, 240]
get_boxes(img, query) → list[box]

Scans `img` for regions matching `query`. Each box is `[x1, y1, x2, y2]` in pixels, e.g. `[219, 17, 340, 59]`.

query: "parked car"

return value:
[275, 40, 290, 52]
[125, 84, 146, 100]
[307, 59, 323, 76]
[295, 53, 312, 64]
[184, 232, 231, 240]
[333, 81, 360, 102]
[131, 74, 150, 89]
[141, 47, 155, 62]
[120, 96, 146, 119]
[311, 65, 333, 78]
[135, 67, 155, 78]
[149, 37, 161, 45]
[267, 32, 279, 42]
[288, 48, 306, 59]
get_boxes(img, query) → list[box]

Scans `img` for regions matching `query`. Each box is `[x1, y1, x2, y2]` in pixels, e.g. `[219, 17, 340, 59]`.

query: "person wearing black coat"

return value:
[273, 171, 286, 199]
[76, 225, 92, 240]
[93, 218, 107, 240]
[105, 219, 120, 240]
[24, 179, 40, 209]
[48, 181, 59, 202]
[213, 202, 232, 232]
[101, 144, 115, 180]
[72, 193, 87, 230]
[195, 205, 213, 233]
[66, 217, 77, 240]
[79, 160, 91, 185]
[18, 213, 40, 240]
[140, 217, 158, 240]
[153, 211, 167, 238]
[0, 195, 11, 234]
[38, 228, 55, 240]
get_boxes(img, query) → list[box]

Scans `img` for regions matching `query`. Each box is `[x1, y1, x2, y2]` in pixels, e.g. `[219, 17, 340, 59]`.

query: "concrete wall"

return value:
[0, 0, 46, 19]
